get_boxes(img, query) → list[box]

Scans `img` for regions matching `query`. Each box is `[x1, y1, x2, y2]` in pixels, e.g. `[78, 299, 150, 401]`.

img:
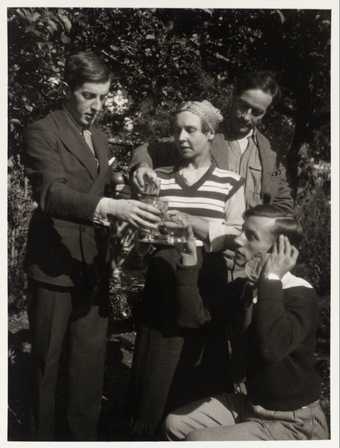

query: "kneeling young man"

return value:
[164, 204, 329, 441]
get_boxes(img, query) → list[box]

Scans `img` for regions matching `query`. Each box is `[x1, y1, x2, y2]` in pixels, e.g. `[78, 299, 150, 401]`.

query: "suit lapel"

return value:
[51, 109, 98, 179]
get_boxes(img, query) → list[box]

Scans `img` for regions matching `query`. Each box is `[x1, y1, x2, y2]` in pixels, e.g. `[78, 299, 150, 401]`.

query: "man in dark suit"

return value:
[24, 50, 160, 441]
[130, 71, 293, 215]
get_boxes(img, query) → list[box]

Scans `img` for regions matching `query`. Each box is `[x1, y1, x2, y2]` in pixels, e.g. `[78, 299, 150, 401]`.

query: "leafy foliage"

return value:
[296, 186, 331, 295]
[8, 158, 34, 311]
[8, 8, 330, 155]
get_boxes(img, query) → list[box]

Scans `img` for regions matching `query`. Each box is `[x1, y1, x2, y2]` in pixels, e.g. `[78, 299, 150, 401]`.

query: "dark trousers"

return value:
[130, 324, 231, 439]
[28, 281, 108, 441]
[129, 248, 232, 439]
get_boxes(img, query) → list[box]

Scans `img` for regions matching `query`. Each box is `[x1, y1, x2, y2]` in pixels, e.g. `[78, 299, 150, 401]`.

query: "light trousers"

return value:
[164, 393, 329, 441]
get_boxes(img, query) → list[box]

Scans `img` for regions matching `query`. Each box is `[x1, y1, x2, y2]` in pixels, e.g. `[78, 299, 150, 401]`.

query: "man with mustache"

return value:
[24, 50, 160, 441]
[163, 205, 328, 441]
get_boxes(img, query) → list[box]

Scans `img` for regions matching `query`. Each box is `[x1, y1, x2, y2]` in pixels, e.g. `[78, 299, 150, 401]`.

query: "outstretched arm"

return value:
[25, 123, 161, 228]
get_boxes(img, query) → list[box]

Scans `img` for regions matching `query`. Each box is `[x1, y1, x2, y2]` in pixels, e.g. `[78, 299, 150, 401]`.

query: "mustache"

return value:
[238, 117, 252, 126]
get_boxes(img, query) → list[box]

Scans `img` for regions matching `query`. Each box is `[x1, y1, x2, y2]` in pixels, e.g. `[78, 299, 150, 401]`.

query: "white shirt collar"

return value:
[281, 272, 313, 290]
[237, 128, 253, 143]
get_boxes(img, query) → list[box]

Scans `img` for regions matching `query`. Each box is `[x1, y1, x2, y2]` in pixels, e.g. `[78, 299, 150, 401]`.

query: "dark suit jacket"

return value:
[24, 108, 112, 289]
[130, 130, 294, 213]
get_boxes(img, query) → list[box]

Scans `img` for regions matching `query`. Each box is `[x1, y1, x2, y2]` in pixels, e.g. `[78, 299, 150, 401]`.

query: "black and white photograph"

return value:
[3, 0, 339, 444]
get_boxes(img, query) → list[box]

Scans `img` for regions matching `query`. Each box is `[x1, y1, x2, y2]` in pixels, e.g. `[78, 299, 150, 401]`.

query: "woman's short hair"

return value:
[234, 70, 281, 104]
[244, 204, 302, 247]
[64, 50, 112, 90]
[176, 100, 223, 133]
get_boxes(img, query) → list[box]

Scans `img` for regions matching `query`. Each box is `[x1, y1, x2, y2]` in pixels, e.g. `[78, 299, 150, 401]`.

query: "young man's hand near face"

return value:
[262, 235, 299, 280]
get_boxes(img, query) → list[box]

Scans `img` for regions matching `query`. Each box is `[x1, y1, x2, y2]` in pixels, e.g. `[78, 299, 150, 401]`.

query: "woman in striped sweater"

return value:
[129, 100, 245, 439]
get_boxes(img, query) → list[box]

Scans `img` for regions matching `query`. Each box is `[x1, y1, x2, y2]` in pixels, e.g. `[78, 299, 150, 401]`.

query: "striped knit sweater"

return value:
[156, 164, 244, 246]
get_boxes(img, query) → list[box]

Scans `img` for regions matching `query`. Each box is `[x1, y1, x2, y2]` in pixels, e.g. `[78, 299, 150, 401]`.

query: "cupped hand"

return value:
[262, 235, 299, 279]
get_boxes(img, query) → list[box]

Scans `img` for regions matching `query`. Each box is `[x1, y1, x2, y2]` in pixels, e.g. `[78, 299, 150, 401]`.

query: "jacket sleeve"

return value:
[271, 161, 294, 213]
[175, 266, 243, 328]
[129, 140, 179, 171]
[24, 122, 101, 221]
[253, 278, 319, 363]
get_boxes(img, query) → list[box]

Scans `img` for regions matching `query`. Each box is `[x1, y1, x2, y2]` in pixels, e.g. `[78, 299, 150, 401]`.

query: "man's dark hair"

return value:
[64, 50, 112, 90]
[244, 204, 302, 247]
[234, 70, 281, 104]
